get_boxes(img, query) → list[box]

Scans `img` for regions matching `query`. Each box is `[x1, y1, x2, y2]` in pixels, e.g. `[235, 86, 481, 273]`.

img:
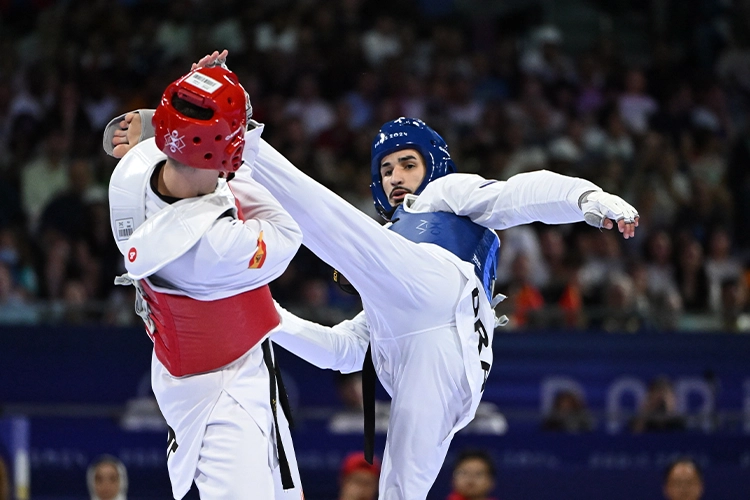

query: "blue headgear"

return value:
[370, 117, 457, 219]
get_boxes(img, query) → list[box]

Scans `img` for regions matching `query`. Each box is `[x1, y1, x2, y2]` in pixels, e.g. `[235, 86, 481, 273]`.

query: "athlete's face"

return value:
[379, 148, 427, 206]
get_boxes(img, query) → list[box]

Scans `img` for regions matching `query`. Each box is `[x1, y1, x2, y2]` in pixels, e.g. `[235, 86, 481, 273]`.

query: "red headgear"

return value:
[153, 66, 247, 173]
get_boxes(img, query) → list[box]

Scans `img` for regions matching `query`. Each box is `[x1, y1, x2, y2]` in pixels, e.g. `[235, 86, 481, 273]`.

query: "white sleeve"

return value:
[229, 164, 303, 266]
[169, 168, 302, 294]
[272, 303, 369, 374]
[411, 171, 601, 230]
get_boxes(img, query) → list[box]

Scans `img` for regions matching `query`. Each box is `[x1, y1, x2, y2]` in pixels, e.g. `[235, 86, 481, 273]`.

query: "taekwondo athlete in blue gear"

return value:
[372, 118, 500, 303]
[106, 100, 639, 499]
[255, 119, 503, 500]
[250, 114, 639, 500]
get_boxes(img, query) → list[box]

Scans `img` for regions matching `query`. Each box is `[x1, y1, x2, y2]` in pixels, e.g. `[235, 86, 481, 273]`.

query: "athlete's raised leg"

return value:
[254, 141, 462, 333]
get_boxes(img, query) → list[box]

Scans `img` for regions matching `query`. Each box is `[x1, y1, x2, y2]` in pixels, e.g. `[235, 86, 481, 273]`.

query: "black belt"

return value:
[261, 340, 295, 489]
[362, 344, 376, 464]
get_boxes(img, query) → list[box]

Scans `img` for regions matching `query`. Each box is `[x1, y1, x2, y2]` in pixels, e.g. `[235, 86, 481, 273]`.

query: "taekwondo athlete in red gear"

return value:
[105, 53, 638, 500]
[107, 66, 304, 499]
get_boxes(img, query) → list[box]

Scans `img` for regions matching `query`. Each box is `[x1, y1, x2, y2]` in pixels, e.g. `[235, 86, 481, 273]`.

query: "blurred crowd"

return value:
[0, 0, 749, 331]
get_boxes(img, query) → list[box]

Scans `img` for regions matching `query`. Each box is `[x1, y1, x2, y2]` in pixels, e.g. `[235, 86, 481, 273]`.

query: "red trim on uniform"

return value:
[140, 280, 280, 377]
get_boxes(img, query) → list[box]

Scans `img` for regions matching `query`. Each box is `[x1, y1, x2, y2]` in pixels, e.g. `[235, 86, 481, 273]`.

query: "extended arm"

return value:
[273, 303, 369, 374]
[413, 170, 639, 238]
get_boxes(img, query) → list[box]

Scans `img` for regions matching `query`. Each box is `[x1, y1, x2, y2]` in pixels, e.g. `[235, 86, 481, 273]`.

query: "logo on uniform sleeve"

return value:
[249, 231, 267, 269]
[128, 247, 137, 262]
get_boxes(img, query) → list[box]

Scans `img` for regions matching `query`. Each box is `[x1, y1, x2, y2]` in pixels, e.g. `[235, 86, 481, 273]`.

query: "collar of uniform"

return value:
[402, 193, 419, 211]
[242, 120, 265, 167]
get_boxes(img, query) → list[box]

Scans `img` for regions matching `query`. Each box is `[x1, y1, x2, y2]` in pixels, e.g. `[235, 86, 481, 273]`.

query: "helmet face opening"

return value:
[153, 66, 247, 173]
[171, 94, 215, 121]
[370, 117, 456, 219]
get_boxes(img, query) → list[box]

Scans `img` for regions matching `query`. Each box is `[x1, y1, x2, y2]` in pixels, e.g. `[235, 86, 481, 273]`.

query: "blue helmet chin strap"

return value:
[370, 117, 457, 219]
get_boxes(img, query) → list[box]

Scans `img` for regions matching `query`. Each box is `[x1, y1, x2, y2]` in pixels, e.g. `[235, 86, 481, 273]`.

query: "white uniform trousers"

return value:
[255, 143, 494, 499]
[152, 343, 303, 499]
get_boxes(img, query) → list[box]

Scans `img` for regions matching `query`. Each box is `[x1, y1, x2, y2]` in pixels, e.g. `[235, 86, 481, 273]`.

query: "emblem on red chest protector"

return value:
[128, 247, 137, 262]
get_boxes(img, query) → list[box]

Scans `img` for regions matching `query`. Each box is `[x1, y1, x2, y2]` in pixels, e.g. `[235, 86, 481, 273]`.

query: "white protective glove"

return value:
[579, 190, 639, 228]
[102, 109, 154, 157]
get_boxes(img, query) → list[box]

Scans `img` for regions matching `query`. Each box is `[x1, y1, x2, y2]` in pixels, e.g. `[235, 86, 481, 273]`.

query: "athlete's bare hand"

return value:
[111, 112, 142, 159]
[191, 49, 228, 71]
[601, 216, 639, 239]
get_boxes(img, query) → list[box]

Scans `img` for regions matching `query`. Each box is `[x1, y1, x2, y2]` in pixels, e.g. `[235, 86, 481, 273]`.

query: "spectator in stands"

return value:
[719, 277, 750, 332]
[578, 230, 626, 305]
[519, 25, 576, 87]
[598, 272, 646, 332]
[20, 128, 70, 231]
[447, 449, 497, 500]
[328, 372, 389, 435]
[600, 108, 635, 166]
[505, 253, 545, 329]
[618, 68, 658, 135]
[37, 157, 98, 242]
[542, 389, 594, 433]
[0, 261, 37, 324]
[0, 227, 37, 298]
[285, 74, 335, 139]
[538, 228, 583, 328]
[338, 451, 380, 500]
[705, 227, 743, 312]
[631, 377, 686, 433]
[675, 237, 711, 313]
[640, 141, 691, 228]
[361, 15, 402, 68]
[86, 455, 128, 500]
[686, 126, 727, 189]
[460, 402, 508, 436]
[0, 456, 8, 500]
[675, 178, 732, 249]
[495, 226, 548, 293]
[663, 457, 704, 500]
[644, 229, 680, 303]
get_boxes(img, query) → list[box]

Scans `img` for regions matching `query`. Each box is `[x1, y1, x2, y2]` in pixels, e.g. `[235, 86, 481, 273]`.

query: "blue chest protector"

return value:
[388, 205, 500, 301]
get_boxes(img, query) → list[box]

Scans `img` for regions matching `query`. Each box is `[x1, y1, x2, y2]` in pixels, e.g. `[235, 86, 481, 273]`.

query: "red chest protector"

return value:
[138, 194, 280, 377]
[139, 280, 279, 377]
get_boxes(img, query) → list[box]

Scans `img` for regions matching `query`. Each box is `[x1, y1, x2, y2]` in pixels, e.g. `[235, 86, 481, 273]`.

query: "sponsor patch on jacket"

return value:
[249, 231, 267, 269]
